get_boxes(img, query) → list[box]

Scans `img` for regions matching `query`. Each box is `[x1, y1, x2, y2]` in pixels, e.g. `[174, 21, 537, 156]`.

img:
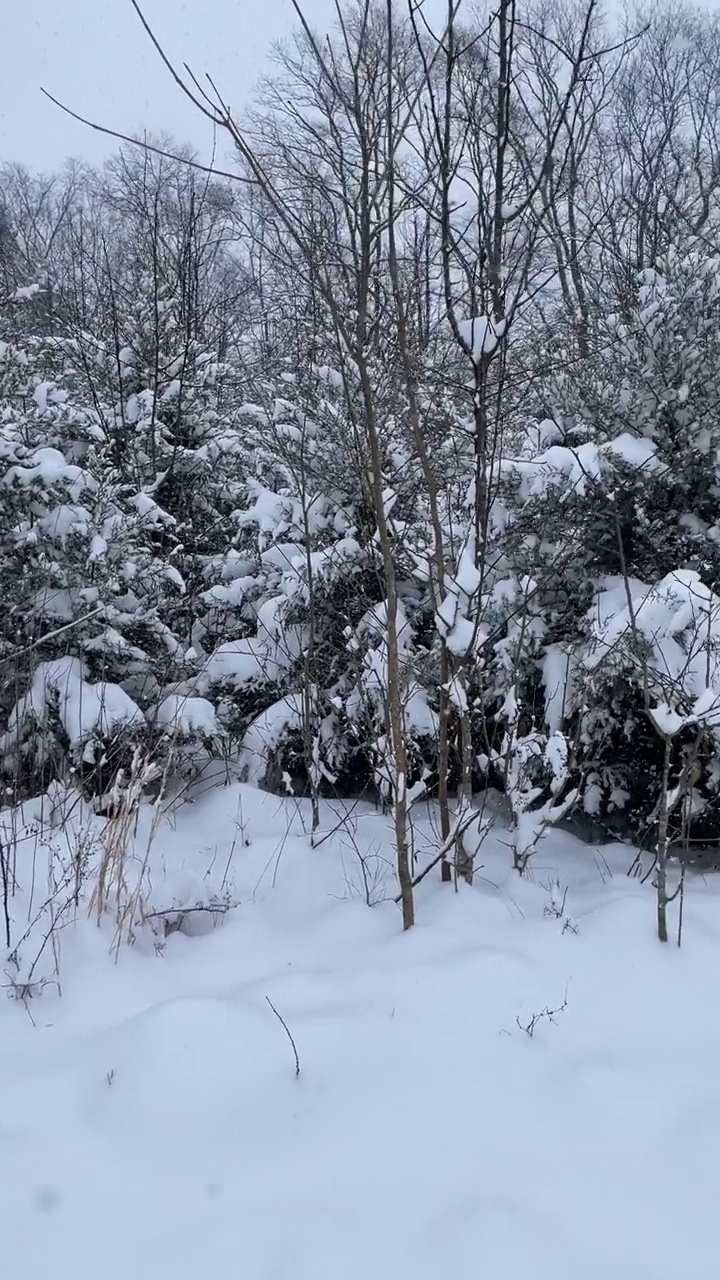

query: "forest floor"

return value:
[0, 782, 717, 1279]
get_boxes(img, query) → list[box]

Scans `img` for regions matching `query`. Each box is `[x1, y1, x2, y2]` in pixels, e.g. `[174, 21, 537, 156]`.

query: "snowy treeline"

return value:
[3, 0, 720, 923]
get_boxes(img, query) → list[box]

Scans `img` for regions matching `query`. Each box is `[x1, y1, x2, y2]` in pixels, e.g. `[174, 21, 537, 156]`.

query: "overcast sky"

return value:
[7, 0, 705, 174]
[2, 0, 337, 171]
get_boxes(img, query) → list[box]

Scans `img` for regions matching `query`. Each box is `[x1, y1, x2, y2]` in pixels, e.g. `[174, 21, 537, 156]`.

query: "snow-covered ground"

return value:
[1, 784, 718, 1279]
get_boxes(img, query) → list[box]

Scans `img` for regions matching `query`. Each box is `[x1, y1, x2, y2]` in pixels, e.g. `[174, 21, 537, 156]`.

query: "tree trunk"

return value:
[438, 648, 452, 882]
[455, 684, 475, 885]
[656, 736, 671, 943]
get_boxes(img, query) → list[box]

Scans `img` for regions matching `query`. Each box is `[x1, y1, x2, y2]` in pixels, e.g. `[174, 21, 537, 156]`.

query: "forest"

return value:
[3, 0, 720, 943]
[4, 4, 720, 1276]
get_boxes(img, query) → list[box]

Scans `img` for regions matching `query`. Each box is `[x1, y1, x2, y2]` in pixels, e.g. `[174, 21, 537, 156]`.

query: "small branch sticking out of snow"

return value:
[265, 996, 301, 1077]
[516, 987, 569, 1038]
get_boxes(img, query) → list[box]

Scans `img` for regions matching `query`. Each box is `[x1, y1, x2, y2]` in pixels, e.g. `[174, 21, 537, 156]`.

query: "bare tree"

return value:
[401, 0, 617, 876]
[117, 0, 427, 925]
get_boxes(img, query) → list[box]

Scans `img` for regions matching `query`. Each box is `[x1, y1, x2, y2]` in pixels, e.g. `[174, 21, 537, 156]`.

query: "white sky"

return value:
[1, 0, 337, 170]
[6, 0, 702, 174]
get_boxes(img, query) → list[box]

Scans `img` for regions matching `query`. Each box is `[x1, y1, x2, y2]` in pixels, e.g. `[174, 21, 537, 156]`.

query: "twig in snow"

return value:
[516, 987, 569, 1037]
[265, 996, 300, 1077]
[143, 903, 232, 920]
[0, 836, 11, 949]
[674, 862, 687, 948]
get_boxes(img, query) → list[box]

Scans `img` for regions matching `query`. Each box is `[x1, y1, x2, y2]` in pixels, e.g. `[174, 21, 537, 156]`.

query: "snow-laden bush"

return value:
[487, 246, 720, 841]
[0, 656, 150, 802]
[0, 332, 236, 798]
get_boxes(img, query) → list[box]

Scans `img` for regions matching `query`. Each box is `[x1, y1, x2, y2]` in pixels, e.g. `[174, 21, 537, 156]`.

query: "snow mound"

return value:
[0, 784, 719, 1280]
[87, 996, 290, 1134]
